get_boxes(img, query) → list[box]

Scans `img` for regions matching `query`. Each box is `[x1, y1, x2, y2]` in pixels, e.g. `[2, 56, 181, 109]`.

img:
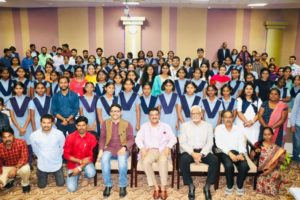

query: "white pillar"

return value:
[121, 16, 145, 58]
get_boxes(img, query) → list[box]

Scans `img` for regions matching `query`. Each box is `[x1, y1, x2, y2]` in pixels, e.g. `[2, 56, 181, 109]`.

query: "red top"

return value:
[63, 131, 97, 170]
[69, 78, 87, 96]
[0, 139, 29, 174]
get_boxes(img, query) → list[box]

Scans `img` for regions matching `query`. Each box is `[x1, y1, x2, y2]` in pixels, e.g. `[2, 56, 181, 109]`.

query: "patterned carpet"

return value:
[0, 162, 299, 200]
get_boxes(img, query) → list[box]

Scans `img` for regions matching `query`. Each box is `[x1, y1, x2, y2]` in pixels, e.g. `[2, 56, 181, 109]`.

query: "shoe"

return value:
[153, 187, 161, 199]
[4, 180, 14, 189]
[22, 185, 31, 193]
[225, 187, 233, 195]
[236, 187, 245, 196]
[103, 186, 112, 198]
[203, 185, 212, 200]
[119, 187, 127, 198]
[160, 190, 168, 200]
[188, 184, 195, 200]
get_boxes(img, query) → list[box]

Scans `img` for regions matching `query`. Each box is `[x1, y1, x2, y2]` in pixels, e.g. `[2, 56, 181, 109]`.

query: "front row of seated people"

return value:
[0, 105, 286, 200]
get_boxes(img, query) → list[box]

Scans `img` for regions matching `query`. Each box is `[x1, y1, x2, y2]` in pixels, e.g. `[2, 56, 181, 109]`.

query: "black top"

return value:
[255, 79, 274, 102]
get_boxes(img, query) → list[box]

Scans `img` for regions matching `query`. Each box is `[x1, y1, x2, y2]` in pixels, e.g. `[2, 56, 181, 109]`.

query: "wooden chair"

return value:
[93, 145, 136, 187]
[134, 145, 176, 188]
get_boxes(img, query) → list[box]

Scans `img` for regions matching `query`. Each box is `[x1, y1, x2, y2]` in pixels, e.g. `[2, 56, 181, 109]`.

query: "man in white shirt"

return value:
[30, 114, 65, 188]
[289, 55, 300, 76]
[170, 56, 181, 79]
[215, 110, 249, 196]
[136, 108, 176, 200]
[179, 106, 218, 200]
[52, 47, 64, 69]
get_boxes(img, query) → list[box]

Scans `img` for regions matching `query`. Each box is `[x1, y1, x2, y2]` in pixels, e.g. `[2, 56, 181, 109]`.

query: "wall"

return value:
[0, 7, 300, 66]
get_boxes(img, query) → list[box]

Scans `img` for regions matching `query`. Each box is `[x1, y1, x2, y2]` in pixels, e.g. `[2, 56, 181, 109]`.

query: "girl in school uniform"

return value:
[140, 82, 158, 125]
[10, 57, 21, 78]
[191, 68, 208, 98]
[85, 64, 97, 84]
[127, 70, 142, 95]
[113, 72, 123, 96]
[174, 67, 188, 96]
[152, 63, 172, 96]
[87, 55, 99, 70]
[290, 75, 300, 108]
[79, 82, 99, 135]
[200, 63, 211, 82]
[156, 79, 183, 136]
[50, 71, 60, 96]
[95, 70, 108, 97]
[30, 70, 50, 98]
[108, 69, 117, 83]
[236, 83, 262, 145]
[118, 78, 141, 135]
[0, 68, 14, 104]
[75, 56, 86, 71]
[59, 56, 73, 74]
[179, 81, 201, 122]
[29, 56, 43, 80]
[219, 84, 238, 120]
[273, 76, 291, 103]
[7, 82, 32, 164]
[228, 68, 244, 99]
[201, 85, 223, 129]
[14, 67, 31, 96]
[29, 82, 52, 131]
[97, 82, 118, 126]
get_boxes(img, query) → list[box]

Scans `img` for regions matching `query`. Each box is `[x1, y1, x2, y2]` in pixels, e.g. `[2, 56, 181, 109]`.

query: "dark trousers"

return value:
[37, 167, 65, 188]
[217, 151, 249, 189]
[180, 152, 219, 185]
[27, 145, 33, 165]
[56, 120, 76, 137]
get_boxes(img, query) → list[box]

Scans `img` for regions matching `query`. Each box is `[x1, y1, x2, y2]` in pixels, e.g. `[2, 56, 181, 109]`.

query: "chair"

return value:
[93, 145, 136, 187]
[134, 145, 176, 188]
[176, 142, 219, 190]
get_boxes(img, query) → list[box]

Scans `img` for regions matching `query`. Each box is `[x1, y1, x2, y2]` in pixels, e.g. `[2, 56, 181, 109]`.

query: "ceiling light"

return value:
[123, 2, 139, 5]
[0, 0, 6, 2]
[248, 3, 267, 7]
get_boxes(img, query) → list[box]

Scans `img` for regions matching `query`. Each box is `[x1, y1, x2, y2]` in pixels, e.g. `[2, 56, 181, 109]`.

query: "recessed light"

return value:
[123, 2, 139, 5]
[247, 3, 267, 7]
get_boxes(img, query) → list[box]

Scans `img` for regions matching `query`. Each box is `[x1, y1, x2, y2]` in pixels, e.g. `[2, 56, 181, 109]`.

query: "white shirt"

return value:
[179, 120, 213, 156]
[291, 63, 300, 76]
[215, 124, 246, 154]
[135, 121, 177, 152]
[69, 57, 76, 65]
[52, 55, 64, 68]
[30, 128, 65, 172]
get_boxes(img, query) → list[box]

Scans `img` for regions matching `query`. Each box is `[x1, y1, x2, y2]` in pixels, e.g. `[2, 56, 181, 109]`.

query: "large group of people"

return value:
[0, 42, 300, 200]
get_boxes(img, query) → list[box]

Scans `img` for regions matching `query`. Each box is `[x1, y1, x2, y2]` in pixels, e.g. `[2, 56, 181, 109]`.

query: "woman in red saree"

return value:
[251, 127, 286, 196]
[258, 88, 288, 147]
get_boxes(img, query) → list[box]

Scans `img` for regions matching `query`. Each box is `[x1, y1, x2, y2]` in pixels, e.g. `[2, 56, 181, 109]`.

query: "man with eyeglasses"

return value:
[179, 105, 219, 200]
[97, 103, 134, 198]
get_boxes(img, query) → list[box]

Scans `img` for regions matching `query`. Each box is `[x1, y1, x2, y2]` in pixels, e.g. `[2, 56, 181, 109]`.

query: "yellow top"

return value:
[85, 75, 97, 84]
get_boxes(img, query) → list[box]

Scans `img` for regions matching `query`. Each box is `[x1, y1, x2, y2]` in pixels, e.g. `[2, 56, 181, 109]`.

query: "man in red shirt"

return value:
[0, 126, 30, 193]
[63, 116, 97, 192]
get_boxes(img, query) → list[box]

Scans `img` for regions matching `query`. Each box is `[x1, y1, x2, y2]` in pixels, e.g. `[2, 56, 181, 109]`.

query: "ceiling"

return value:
[1, 0, 300, 9]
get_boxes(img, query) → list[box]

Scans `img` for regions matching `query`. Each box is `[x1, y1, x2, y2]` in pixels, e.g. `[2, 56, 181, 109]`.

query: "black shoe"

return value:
[119, 187, 127, 198]
[203, 185, 212, 200]
[4, 180, 14, 189]
[22, 185, 31, 193]
[103, 186, 112, 198]
[188, 184, 195, 200]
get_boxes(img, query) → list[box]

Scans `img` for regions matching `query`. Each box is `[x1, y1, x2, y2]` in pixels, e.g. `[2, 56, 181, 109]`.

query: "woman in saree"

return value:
[258, 88, 288, 147]
[250, 127, 286, 196]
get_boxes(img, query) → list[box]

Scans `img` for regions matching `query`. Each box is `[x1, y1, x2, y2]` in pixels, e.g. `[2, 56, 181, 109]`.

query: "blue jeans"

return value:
[101, 151, 128, 187]
[293, 125, 300, 162]
[66, 163, 96, 192]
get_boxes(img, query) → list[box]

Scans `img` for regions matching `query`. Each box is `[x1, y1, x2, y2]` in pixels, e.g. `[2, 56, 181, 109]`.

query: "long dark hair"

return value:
[239, 82, 257, 102]
[140, 65, 156, 85]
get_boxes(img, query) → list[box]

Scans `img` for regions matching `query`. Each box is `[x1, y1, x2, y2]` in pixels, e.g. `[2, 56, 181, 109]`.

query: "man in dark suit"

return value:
[217, 42, 230, 65]
[192, 48, 210, 69]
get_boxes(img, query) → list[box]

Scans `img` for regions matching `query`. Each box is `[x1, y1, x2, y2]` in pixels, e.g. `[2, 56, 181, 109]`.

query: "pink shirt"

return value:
[135, 122, 177, 152]
[69, 78, 87, 96]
